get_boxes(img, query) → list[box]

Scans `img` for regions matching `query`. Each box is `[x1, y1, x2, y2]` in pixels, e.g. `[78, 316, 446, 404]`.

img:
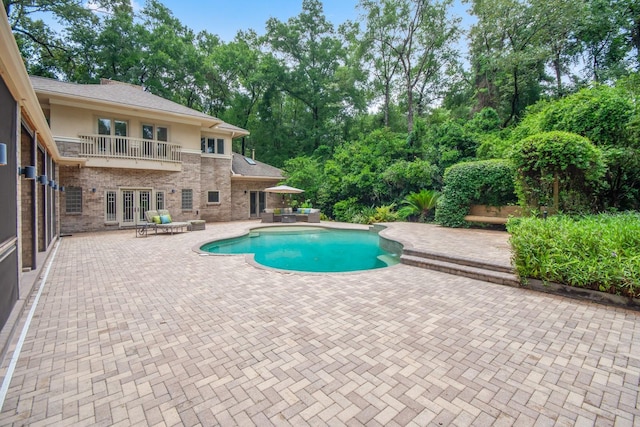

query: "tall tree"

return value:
[539, 0, 584, 97]
[264, 0, 353, 152]
[5, 0, 132, 77]
[357, 0, 401, 127]
[213, 30, 276, 129]
[468, 0, 549, 126]
[359, 0, 459, 133]
[578, 0, 637, 82]
[140, 0, 202, 108]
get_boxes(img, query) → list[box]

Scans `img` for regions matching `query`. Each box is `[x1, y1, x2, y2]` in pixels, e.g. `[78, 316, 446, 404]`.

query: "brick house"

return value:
[30, 77, 284, 233]
[2, 7, 285, 340]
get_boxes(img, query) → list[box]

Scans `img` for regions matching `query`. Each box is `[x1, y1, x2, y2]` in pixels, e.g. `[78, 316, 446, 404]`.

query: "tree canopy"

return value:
[6, 0, 640, 219]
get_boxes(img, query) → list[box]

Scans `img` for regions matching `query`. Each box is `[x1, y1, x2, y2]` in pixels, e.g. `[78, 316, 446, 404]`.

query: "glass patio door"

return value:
[121, 189, 151, 226]
[249, 191, 266, 218]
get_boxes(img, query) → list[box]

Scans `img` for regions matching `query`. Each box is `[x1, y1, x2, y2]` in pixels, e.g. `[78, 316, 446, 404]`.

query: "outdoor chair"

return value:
[144, 209, 189, 234]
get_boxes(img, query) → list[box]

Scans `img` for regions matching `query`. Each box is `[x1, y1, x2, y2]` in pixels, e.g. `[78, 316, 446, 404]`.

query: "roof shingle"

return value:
[30, 76, 243, 131]
[232, 153, 284, 179]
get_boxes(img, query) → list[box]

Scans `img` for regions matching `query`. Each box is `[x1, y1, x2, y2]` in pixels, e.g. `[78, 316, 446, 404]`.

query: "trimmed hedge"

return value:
[508, 213, 640, 298]
[436, 159, 517, 227]
[510, 131, 604, 214]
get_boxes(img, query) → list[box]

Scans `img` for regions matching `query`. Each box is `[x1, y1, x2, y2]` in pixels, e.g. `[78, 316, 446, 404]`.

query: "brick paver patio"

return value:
[0, 221, 638, 426]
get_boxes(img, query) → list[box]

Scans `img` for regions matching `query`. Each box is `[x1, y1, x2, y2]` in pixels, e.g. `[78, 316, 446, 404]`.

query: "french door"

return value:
[249, 191, 266, 218]
[121, 189, 152, 226]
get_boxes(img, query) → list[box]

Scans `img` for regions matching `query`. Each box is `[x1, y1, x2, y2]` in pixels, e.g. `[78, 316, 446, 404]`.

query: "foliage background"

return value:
[5, 0, 640, 219]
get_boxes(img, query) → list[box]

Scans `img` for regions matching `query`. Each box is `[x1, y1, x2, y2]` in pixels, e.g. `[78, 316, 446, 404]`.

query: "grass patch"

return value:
[507, 213, 640, 298]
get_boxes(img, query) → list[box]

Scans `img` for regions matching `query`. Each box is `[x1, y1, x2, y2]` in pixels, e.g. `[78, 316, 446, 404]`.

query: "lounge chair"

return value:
[144, 209, 189, 234]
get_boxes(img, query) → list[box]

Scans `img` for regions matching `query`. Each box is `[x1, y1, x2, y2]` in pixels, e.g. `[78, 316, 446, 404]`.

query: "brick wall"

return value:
[199, 156, 232, 222]
[229, 180, 281, 221]
[58, 152, 246, 232]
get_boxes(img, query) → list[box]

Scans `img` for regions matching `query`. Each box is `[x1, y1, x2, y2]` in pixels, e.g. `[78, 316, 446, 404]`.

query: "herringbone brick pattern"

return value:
[0, 222, 638, 426]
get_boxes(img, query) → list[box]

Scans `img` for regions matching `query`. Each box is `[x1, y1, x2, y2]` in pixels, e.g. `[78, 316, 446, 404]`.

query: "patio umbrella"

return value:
[264, 185, 304, 194]
[264, 185, 304, 207]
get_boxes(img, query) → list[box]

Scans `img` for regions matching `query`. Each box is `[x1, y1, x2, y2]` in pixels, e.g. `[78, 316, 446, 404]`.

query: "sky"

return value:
[142, 0, 473, 43]
[156, 0, 361, 41]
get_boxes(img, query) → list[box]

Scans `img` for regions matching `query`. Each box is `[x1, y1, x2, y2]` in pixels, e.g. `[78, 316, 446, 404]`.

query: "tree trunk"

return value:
[407, 78, 414, 133]
[503, 67, 519, 127]
[384, 83, 390, 127]
[554, 54, 562, 97]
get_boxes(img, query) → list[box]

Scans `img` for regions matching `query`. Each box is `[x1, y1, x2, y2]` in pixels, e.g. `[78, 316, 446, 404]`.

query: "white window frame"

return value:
[207, 190, 221, 205]
[105, 190, 117, 223]
[156, 191, 165, 210]
[98, 117, 128, 137]
[97, 117, 129, 153]
[200, 137, 226, 155]
[142, 123, 169, 142]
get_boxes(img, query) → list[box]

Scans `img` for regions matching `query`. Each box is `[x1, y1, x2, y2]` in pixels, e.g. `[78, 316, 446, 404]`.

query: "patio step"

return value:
[400, 251, 520, 287]
[402, 248, 514, 273]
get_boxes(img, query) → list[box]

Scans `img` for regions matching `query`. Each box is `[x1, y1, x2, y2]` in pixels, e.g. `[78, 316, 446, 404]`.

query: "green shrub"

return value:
[510, 131, 605, 214]
[382, 159, 436, 200]
[511, 85, 635, 147]
[510, 85, 640, 210]
[333, 201, 399, 224]
[537, 85, 634, 147]
[333, 197, 362, 222]
[370, 204, 398, 223]
[435, 159, 518, 227]
[508, 213, 640, 298]
[397, 189, 440, 222]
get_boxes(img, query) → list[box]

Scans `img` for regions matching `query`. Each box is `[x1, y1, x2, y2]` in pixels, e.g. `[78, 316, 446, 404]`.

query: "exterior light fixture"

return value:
[171, 189, 176, 193]
[59, 186, 65, 192]
[49, 179, 56, 188]
[91, 188, 96, 193]
[18, 166, 36, 180]
[37, 175, 48, 185]
[0, 143, 6, 166]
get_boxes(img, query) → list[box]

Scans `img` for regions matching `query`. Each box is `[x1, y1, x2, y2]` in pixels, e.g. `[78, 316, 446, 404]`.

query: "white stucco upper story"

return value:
[30, 76, 249, 158]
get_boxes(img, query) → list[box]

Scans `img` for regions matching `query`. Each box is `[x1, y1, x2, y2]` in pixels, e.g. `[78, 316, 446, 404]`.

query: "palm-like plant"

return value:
[398, 190, 441, 222]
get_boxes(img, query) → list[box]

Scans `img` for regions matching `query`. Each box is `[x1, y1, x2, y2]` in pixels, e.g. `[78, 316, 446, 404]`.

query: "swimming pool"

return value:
[199, 226, 401, 273]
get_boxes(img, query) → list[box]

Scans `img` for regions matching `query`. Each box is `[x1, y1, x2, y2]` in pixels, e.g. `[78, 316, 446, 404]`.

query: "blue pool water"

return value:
[200, 226, 400, 272]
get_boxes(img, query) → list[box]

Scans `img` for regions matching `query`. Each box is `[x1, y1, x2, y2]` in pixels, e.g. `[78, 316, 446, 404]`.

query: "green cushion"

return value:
[160, 214, 172, 224]
[152, 216, 161, 224]
[274, 208, 281, 214]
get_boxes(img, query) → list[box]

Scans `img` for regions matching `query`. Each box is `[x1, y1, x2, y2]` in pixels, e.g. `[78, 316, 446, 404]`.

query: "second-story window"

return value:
[143, 124, 168, 157]
[142, 124, 168, 141]
[200, 137, 225, 155]
[98, 118, 128, 153]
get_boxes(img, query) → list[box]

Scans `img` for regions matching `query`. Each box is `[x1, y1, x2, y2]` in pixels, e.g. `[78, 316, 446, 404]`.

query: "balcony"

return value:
[78, 135, 182, 171]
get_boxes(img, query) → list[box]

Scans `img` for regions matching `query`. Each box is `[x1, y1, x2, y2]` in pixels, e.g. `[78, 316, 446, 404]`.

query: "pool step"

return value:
[400, 251, 520, 287]
[377, 254, 399, 266]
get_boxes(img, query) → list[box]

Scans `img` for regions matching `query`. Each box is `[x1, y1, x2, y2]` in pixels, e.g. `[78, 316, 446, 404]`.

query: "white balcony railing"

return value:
[78, 135, 181, 163]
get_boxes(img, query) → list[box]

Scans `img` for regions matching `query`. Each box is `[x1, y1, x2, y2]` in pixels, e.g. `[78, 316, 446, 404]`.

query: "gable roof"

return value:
[231, 153, 284, 181]
[30, 76, 247, 136]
